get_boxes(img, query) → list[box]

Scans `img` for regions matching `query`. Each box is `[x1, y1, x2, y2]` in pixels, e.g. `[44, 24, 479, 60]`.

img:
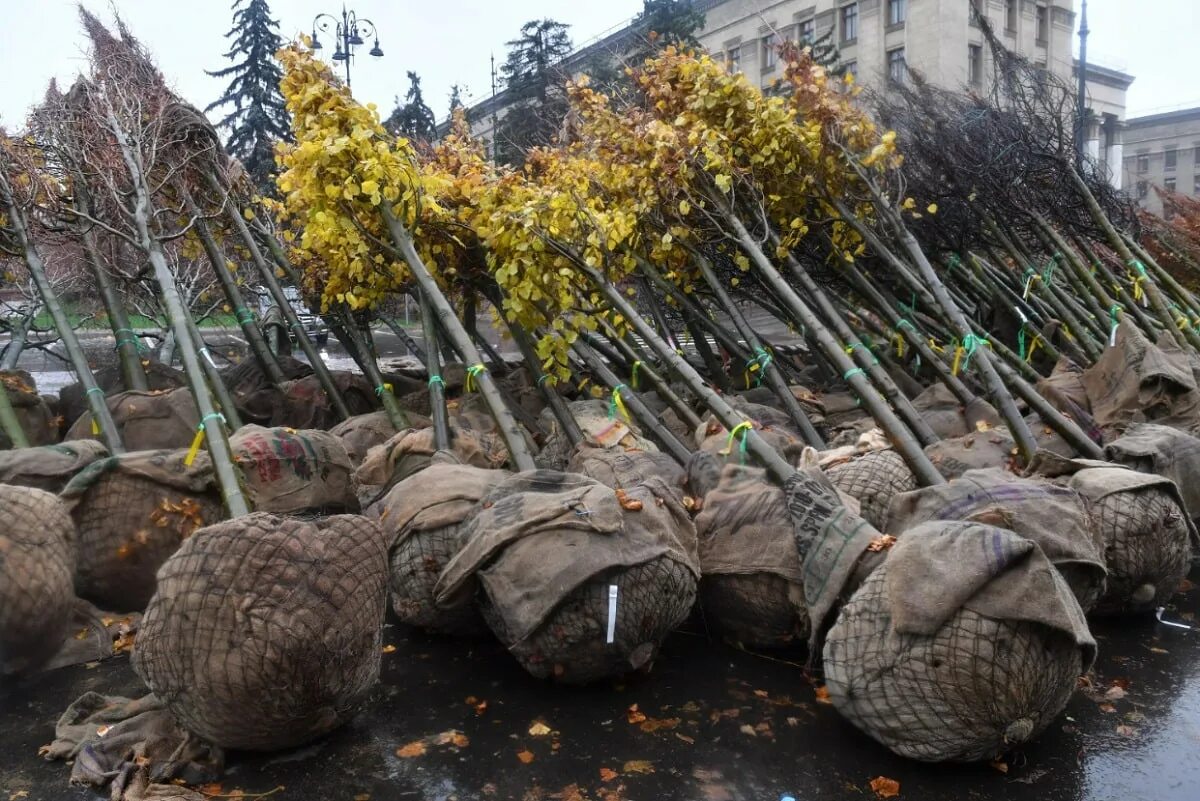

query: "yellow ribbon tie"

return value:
[185, 413, 226, 467]
[630, 360, 643, 390]
[892, 332, 906, 358]
[91, 417, 100, 435]
[1025, 334, 1043, 363]
[721, 420, 754, 462]
[951, 345, 966, 377]
[465, 363, 486, 393]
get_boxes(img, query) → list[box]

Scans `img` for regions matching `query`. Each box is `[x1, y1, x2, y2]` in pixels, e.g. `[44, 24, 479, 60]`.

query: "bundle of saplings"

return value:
[370, 454, 509, 633]
[825, 449, 919, 529]
[132, 512, 388, 751]
[436, 471, 699, 683]
[0, 485, 76, 675]
[0, 440, 108, 493]
[822, 521, 1096, 763]
[61, 449, 225, 611]
[66, 387, 200, 451]
[695, 463, 810, 648]
[886, 468, 1108, 612]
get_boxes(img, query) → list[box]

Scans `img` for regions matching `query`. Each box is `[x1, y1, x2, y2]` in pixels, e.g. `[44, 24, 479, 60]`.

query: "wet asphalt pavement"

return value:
[2, 581, 1198, 801]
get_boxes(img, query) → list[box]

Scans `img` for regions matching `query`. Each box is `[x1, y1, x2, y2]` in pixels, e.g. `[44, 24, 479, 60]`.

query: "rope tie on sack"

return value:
[85, 386, 105, 435]
[465, 363, 486, 392]
[1023, 267, 1042, 300]
[1108, 304, 1123, 348]
[952, 334, 989, 377]
[608, 384, 630, 422]
[185, 412, 226, 466]
[723, 420, 753, 465]
[743, 347, 772, 388]
[112, 327, 146, 354]
[630, 360, 643, 390]
[892, 319, 915, 358]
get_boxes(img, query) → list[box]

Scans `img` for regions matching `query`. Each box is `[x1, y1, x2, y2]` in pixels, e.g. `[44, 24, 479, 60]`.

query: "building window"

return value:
[1165, 177, 1177, 192]
[1194, 173, 1200, 194]
[1137, 181, 1148, 200]
[842, 61, 857, 80]
[969, 2, 981, 28]
[762, 34, 780, 70]
[841, 3, 858, 43]
[888, 0, 906, 26]
[1035, 5, 1048, 44]
[727, 45, 742, 73]
[968, 45, 983, 85]
[798, 18, 815, 44]
[1005, 0, 1017, 32]
[1136, 153, 1149, 173]
[1165, 148, 1178, 171]
[887, 48, 906, 84]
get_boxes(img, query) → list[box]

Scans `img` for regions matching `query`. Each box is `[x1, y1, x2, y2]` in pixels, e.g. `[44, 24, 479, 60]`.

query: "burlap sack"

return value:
[824, 449, 918, 529]
[886, 469, 1107, 612]
[42, 692, 223, 799]
[356, 424, 509, 498]
[329, 410, 430, 466]
[59, 361, 186, 430]
[1068, 466, 1194, 615]
[910, 383, 1001, 439]
[1080, 320, 1200, 432]
[1038, 358, 1092, 415]
[222, 355, 312, 426]
[537, 400, 657, 471]
[0, 486, 76, 674]
[566, 444, 686, 493]
[221, 425, 359, 514]
[924, 430, 1017, 480]
[1104, 423, 1200, 528]
[1, 370, 58, 445]
[66, 388, 201, 452]
[257, 371, 379, 431]
[437, 471, 699, 683]
[695, 413, 806, 468]
[132, 513, 388, 751]
[61, 450, 225, 612]
[369, 455, 509, 634]
[0, 440, 108, 492]
[823, 521, 1095, 763]
[695, 465, 809, 648]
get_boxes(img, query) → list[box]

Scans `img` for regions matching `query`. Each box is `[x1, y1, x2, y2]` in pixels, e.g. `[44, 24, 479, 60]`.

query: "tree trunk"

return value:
[0, 171, 123, 454]
[381, 204, 536, 470]
[0, 379, 30, 448]
[418, 288, 451, 450]
[184, 312, 243, 430]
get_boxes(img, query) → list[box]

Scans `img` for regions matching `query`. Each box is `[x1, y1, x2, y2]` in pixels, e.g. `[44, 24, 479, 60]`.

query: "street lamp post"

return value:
[311, 5, 383, 89]
[1076, 0, 1090, 167]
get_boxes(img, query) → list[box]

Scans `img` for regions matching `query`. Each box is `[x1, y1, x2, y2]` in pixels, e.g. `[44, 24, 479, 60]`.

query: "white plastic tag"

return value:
[606, 584, 619, 644]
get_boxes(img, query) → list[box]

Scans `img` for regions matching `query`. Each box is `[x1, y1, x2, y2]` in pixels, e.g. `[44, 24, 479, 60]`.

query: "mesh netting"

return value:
[1089, 487, 1192, 615]
[823, 567, 1083, 763]
[700, 573, 808, 648]
[72, 471, 225, 612]
[0, 486, 75, 674]
[132, 513, 388, 752]
[825, 450, 918, 529]
[389, 521, 485, 636]
[480, 556, 695, 684]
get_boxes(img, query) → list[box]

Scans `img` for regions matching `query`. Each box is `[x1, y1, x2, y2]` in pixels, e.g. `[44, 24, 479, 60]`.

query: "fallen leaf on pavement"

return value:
[639, 717, 680, 733]
[381, 644, 396, 654]
[599, 768, 619, 783]
[626, 704, 647, 725]
[395, 741, 426, 759]
[1116, 724, 1138, 737]
[622, 760, 655, 775]
[990, 760, 1009, 774]
[739, 724, 757, 737]
[814, 686, 832, 705]
[529, 721, 553, 737]
[1098, 703, 1117, 714]
[869, 776, 900, 798]
[1104, 685, 1127, 701]
[517, 749, 535, 764]
[674, 733, 695, 745]
[753, 690, 769, 699]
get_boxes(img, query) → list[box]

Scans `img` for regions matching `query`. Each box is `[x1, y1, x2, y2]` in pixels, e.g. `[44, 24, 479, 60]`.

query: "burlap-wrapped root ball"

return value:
[0, 440, 109, 493]
[1067, 467, 1194, 615]
[66, 388, 200, 451]
[825, 449, 918, 529]
[823, 521, 1095, 763]
[0, 486, 76, 674]
[370, 456, 508, 634]
[567, 445, 686, 494]
[536, 400, 657, 471]
[224, 425, 359, 515]
[61, 450, 226, 612]
[696, 465, 810, 648]
[437, 471, 699, 684]
[133, 513, 388, 751]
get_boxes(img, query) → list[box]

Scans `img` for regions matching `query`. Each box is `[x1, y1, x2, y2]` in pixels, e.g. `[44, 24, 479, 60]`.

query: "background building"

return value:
[464, 1, 1132, 186]
[1121, 107, 1200, 218]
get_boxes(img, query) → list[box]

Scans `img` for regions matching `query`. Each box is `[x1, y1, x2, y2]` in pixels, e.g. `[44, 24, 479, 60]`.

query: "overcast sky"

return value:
[0, 0, 1196, 131]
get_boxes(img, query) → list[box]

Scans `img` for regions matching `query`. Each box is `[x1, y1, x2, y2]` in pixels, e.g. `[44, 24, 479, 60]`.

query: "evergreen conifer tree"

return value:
[206, 0, 291, 193]
[494, 19, 572, 166]
[385, 72, 438, 143]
